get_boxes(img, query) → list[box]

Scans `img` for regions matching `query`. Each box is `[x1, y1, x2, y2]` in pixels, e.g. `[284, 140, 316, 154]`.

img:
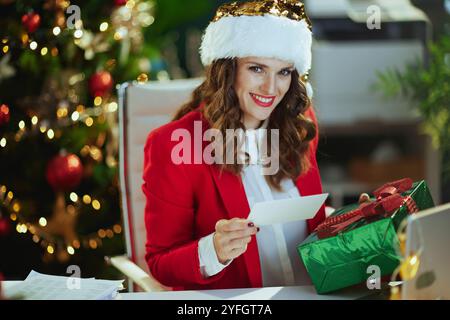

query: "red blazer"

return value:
[142, 107, 326, 290]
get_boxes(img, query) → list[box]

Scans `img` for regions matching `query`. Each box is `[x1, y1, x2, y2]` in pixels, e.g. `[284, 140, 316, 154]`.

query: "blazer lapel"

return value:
[198, 109, 262, 288]
[209, 165, 262, 288]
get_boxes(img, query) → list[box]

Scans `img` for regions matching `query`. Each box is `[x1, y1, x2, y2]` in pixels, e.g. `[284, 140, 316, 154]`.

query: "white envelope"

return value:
[247, 193, 328, 226]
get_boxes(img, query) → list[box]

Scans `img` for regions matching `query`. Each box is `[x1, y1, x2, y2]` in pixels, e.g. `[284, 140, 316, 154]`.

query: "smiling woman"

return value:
[235, 57, 294, 129]
[142, 0, 327, 291]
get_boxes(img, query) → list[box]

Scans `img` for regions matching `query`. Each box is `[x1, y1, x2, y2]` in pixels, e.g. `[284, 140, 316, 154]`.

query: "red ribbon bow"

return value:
[316, 178, 419, 239]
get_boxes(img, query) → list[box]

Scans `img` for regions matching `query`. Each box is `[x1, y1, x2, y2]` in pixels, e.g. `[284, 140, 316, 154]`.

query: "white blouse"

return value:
[198, 120, 312, 287]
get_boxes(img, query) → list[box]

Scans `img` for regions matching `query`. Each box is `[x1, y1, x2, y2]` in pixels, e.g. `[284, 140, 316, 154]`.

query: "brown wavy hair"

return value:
[172, 58, 316, 190]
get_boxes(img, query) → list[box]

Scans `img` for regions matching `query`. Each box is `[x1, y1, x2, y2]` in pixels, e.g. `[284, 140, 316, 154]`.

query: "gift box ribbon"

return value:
[316, 178, 419, 239]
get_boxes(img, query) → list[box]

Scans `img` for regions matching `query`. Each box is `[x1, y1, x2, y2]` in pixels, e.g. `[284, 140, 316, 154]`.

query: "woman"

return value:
[143, 0, 353, 290]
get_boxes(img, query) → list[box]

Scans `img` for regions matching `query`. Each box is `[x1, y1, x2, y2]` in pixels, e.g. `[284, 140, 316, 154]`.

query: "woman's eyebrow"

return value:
[245, 62, 294, 71]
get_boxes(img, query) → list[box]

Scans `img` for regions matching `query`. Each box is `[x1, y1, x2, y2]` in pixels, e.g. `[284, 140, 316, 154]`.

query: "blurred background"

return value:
[0, 0, 448, 281]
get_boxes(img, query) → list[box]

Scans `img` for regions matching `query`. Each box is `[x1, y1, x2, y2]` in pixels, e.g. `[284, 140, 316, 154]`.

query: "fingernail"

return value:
[248, 222, 254, 227]
[257, 227, 260, 232]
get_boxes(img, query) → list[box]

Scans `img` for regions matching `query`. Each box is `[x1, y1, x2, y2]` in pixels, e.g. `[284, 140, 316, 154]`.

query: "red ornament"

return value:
[114, 0, 127, 6]
[88, 71, 114, 97]
[21, 12, 41, 33]
[0, 104, 9, 126]
[46, 153, 84, 191]
[0, 217, 11, 237]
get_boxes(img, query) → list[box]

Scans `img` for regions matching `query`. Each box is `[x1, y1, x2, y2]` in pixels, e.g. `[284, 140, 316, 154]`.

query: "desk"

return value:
[118, 284, 385, 300]
[1, 281, 388, 300]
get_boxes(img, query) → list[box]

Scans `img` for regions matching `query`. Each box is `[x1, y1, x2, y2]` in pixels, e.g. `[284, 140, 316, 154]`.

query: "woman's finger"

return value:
[228, 236, 252, 250]
[221, 227, 258, 241]
[220, 219, 253, 232]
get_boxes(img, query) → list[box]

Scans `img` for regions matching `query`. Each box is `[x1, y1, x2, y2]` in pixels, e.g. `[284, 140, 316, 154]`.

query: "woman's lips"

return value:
[250, 93, 276, 108]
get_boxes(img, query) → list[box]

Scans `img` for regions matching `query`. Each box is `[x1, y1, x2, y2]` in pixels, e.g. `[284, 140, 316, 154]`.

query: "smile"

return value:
[250, 93, 276, 108]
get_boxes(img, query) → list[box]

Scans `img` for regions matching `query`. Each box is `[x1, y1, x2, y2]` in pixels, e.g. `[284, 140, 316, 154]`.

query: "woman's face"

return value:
[234, 56, 294, 129]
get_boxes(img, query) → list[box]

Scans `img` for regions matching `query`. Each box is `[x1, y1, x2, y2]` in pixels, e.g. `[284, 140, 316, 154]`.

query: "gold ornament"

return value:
[137, 73, 148, 83]
[74, 30, 110, 60]
[389, 219, 424, 300]
[111, 0, 155, 49]
[213, 0, 312, 30]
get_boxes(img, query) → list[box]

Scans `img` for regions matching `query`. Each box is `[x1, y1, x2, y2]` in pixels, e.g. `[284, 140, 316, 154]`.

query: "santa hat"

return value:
[200, 0, 313, 98]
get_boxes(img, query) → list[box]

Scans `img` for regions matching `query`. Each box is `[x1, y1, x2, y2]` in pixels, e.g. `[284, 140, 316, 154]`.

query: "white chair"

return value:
[110, 78, 203, 292]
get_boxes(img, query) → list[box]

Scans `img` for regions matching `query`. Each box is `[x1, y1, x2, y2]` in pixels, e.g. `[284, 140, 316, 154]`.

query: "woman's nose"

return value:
[260, 74, 276, 95]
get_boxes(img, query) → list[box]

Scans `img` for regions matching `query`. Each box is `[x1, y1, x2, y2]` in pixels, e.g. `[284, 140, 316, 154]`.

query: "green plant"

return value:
[373, 36, 450, 181]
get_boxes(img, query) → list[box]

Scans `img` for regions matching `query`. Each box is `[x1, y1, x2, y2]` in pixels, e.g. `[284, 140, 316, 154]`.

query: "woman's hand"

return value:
[213, 218, 259, 264]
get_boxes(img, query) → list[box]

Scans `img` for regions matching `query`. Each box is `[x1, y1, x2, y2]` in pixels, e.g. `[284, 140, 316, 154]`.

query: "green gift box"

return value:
[297, 179, 434, 294]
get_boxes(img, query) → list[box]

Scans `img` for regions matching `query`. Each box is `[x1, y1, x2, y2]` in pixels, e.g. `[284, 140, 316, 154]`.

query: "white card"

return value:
[247, 193, 328, 226]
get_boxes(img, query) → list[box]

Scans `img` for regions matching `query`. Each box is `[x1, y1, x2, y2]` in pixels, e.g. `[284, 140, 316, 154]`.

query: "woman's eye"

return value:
[249, 66, 263, 73]
[280, 69, 292, 76]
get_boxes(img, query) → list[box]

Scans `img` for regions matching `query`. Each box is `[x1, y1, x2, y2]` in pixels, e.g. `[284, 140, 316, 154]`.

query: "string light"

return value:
[40, 47, 48, 56]
[39, 217, 47, 227]
[92, 199, 101, 210]
[99, 22, 109, 32]
[12, 202, 20, 212]
[71, 111, 80, 121]
[74, 29, 83, 39]
[72, 240, 80, 249]
[85, 117, 94, 127]
[98, 229, 106, 238]
[82, 195, 91, 204]
[126, 0, 136, 9]
[21, 33, 29, 45]
[0, 138, 6, 148]
[16, 223, 27, 233]
[2, 46, 8, 54]
[31, 116, 38, 125]
[18, 121, 25, 130]
[51, 47, 58, 56]
[94, 96, 102, 106]
[107, 102, 118, 112]
[47, 245, 54, 254]
[29, 41, 38, 50]
[67, 246, 75, 255]
[89, 239, 98, 249]
[53, 26, 61, 36]
[47, 129, 55, 139]
[113, 224, 122, 234]
[56, 106, 68, 118]
[2, 179, 122, 258]
[69, 192, 78, 202]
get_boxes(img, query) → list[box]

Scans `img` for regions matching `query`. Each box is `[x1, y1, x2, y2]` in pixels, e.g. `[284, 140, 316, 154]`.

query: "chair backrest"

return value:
[117, 78, 203, 272]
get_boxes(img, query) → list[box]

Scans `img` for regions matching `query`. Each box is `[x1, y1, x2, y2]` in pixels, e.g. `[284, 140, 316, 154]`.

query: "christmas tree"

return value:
[0, 0, 177, 279]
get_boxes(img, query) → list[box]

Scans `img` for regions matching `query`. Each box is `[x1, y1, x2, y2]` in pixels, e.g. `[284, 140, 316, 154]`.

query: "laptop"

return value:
[402, 202, 450, 300]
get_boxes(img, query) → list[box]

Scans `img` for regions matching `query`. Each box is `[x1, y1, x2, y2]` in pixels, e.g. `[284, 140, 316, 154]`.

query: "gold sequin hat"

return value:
[200, 0, 313, 95]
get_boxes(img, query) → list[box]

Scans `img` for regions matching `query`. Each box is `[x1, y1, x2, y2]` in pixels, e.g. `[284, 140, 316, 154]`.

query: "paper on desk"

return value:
[4, 270, 124, 300]
[247, 193, 328, 226]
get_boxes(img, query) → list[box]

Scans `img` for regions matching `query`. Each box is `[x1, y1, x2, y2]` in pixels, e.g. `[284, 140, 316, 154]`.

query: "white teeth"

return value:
[252, 94, 273, 104]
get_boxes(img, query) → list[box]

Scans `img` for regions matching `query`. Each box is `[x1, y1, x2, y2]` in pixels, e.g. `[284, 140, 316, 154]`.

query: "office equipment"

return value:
[402, 203, 450, 299]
